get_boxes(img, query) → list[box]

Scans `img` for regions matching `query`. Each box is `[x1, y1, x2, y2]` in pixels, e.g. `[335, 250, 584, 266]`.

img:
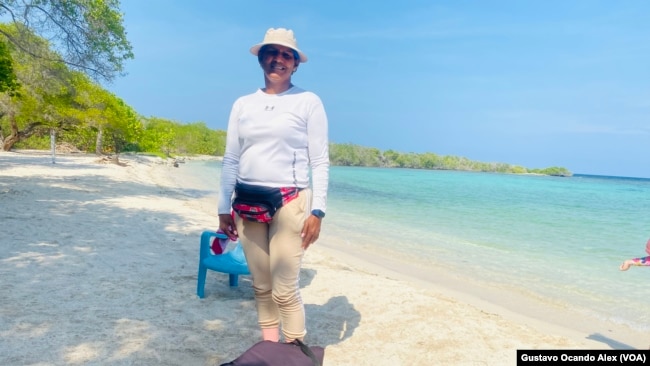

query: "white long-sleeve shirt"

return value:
[218, 86, 329, 215]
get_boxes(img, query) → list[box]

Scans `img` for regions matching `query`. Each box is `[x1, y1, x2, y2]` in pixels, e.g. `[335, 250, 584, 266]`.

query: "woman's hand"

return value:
[301, 215, 322, 249]
[218, 213, 238, 241]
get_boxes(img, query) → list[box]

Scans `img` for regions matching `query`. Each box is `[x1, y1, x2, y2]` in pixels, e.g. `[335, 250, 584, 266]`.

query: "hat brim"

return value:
[250, 42, 308, 63]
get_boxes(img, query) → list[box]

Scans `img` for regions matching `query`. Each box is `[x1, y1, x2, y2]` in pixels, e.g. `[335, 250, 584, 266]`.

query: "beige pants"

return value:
[235, 189, 309, 341]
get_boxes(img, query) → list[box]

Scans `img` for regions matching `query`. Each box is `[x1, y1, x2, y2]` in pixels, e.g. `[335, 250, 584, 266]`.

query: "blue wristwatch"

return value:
[311, 209, 326, 219]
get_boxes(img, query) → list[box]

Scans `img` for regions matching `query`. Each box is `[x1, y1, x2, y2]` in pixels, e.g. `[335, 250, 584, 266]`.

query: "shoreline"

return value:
[0, 150, 646, 366]
[315, 238, 649, 350]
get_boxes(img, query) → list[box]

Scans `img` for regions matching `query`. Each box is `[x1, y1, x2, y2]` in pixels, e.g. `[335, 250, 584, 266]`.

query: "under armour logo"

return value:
[265, 105, 274, 111]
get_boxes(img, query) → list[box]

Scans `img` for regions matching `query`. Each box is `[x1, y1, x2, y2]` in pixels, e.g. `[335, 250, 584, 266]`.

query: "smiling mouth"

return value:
[270, 62, 286, 71]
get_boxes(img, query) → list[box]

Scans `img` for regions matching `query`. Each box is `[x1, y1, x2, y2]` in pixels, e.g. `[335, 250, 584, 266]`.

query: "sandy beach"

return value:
[0, 150, 645, 366]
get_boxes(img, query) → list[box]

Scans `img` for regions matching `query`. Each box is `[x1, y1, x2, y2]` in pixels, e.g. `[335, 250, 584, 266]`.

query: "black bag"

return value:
[232, 183, 284, 223]
[220, 339, 324, 366]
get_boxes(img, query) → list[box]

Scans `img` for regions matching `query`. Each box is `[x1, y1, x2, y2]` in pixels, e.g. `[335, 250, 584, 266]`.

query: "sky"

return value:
[105, 1, 650, 178]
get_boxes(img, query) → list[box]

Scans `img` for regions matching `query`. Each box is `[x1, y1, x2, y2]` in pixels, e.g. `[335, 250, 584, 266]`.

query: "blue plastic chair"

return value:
[197, 230, 251, 298]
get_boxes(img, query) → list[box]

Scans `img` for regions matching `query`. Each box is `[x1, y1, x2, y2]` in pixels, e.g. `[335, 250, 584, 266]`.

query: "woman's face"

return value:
[259, 45, 299, 83]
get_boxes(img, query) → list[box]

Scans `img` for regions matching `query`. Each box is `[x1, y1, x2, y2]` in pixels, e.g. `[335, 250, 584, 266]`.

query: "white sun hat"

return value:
[250, 28, 308, 63]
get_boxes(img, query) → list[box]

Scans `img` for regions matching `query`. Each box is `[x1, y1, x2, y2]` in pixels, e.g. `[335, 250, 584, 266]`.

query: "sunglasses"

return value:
[262, 47, 298, 61]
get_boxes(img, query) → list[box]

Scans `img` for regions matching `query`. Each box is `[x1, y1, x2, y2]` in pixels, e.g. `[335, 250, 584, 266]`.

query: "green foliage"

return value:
[139, 117, 179, 156]
[17, 111, 226, 157]
[329, 142, 573, 177]
[0, 23, 79, 150]
[58, 123, 98, 151]
[0, 0, 134, 82]
[529, 166, 572, 177]
[0, 28, 219, 155]
[13, 131, 50, 149]
[0, 40, 19, 95]
[135, 118, 225, 157]
[0, 7, 224, 156]
[173, 122, 226, 156]
[329, 143, 382, 167]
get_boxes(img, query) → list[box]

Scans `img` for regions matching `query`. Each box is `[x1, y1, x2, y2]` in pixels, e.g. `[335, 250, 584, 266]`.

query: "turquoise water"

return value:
[183, 161, 650, 332]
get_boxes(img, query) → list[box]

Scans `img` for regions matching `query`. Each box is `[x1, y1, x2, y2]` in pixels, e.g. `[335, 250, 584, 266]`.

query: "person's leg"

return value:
[236, 215, 280, 341]
[269, 190, 308, 342]
[620, 256, 650, 271]
[261, 328, 279, 342]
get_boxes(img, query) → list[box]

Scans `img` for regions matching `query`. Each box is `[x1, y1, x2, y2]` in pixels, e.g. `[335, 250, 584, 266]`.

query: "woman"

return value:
[217, 27, 329, 343]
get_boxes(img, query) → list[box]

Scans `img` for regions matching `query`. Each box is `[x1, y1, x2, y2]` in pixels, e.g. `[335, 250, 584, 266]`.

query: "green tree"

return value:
[0, 23, 138, 154]
[0, 0, 133, 82]
[326, 142, 572, 176]
[382, 149, 401, 167]
[174, 122, 225, 156]
[530, 166, 572, 177]
[0, 24, 74, 151]
[0, 40, 19, 95]
[139, 117, 176, 157]
[419, 152, 441, 169]
[63, 72, 140, 156]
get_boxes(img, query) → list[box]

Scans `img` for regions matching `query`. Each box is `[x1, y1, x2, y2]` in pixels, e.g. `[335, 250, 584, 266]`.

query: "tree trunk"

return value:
[50, 129, 56, 164]
[2, 112, 19, 151]
[95, 127, 103, 155]
[2, 133, 18, 151]
[1, 111, 46, 151]
[111, 133, 120, 165]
